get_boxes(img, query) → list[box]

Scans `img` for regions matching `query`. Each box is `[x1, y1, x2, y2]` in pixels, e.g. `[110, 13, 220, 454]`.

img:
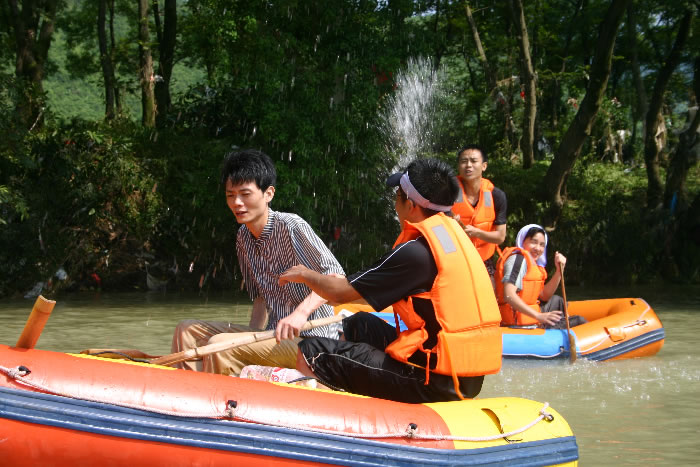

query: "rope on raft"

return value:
[1, 364, 554, 442]
[227, 401, 555, 442]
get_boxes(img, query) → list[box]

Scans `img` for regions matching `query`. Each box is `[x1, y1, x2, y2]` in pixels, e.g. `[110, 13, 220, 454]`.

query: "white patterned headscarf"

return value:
[516, 224, 548, 267]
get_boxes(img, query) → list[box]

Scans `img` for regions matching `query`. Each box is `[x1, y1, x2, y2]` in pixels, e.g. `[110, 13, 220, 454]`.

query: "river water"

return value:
[1, 285, 698, 465]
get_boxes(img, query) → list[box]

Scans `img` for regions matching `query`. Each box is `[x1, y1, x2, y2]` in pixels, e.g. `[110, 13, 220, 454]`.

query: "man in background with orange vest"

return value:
[452, 145, 507, 287]
[278, 158, 502, 403]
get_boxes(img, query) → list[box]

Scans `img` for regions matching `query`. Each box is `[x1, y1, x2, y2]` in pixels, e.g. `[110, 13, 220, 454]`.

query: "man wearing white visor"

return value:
[278, 158, 502, 403]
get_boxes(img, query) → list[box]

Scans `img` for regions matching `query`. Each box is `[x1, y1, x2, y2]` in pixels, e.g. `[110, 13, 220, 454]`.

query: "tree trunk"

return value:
[108, 0, 121, 113]
[138, 0, 156, 128]
[432, 0, 442, 68]
[643, 10, 692, 209]
[463, 1, 517, 149]
[625, 3, 647, 163]
[549, 0, 582, 141]
[510, 0, 537, 168]
[663, 56, 700, 212]
[659, 55, 699, 281]
[542, 0, 628, 229]
[464, 56, 482, 140]
[154, 0, 176, 126]
[98, 0, 116, 119]
[151, 0, 162, 44]
[6, 0, 58, 129]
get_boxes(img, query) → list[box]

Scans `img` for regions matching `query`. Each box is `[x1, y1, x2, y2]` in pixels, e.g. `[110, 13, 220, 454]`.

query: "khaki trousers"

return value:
[170, 319, 302, 376]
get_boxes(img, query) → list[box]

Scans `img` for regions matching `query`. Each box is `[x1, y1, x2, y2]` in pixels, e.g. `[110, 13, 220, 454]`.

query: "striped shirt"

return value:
[236, 209, 344, 338]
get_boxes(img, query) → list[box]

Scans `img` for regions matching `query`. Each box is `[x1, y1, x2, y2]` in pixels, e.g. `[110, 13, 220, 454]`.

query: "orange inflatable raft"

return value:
[0, 344, 578, 466]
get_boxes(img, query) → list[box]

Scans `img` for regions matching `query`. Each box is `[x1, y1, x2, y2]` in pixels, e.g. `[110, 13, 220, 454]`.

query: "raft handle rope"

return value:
[2, 363, 554, 442]
[227, 399, 556, 442]
[578, 304, 652, 354]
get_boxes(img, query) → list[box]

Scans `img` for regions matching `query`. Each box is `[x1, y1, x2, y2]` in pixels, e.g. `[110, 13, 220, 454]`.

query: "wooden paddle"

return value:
[560, 267, 577, 364]
[150, 313, 344, 367]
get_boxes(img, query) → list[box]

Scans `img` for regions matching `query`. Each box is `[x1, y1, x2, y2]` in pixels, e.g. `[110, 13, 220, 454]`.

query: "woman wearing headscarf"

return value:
[495, 224, 586, 329]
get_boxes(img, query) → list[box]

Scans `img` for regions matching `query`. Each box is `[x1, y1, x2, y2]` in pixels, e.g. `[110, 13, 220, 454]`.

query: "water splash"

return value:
[378, 57, 447, 170]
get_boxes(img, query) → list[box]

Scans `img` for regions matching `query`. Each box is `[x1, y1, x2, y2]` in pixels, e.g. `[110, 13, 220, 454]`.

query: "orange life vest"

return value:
[384, 213, 502, 396]
[452, 178, 497, 261]
[495, 247, 547, 326]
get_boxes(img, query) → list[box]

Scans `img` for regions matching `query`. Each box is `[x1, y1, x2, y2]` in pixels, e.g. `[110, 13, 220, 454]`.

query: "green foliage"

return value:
[486, 158, 699, 285]
[1, 0, 699, 296]
[0, 117, 168, 295]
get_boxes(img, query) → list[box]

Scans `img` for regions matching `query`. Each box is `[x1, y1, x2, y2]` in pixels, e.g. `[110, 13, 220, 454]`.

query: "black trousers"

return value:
[541, 295, 588, 329]
[298, 312, 484, 404]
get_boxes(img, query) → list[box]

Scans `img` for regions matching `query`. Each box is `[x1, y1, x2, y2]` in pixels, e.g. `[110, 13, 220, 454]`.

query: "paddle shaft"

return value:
[16, 295, 56, 350]
[560, 268, 577, 363]
[151, 313, 344, 367]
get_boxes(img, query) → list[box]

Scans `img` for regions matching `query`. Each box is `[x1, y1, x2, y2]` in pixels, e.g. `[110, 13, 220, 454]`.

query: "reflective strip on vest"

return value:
[432, 224, 456, 254]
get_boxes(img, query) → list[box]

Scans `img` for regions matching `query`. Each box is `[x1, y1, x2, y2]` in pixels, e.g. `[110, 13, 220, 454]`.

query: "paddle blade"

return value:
[568, 332, 577, 363]
[80, 349, 162, 360]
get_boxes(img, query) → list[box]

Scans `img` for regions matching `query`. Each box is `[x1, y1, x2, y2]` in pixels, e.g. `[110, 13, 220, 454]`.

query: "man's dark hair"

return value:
[220, 149, 277, 191]
[524, 226, 546, 241]
[406, 158, 459, 216]
[456, 144, 488, 163]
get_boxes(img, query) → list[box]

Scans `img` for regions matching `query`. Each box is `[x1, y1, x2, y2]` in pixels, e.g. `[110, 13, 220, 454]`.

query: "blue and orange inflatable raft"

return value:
[0, 296, 578, 465]
[500, 297, 664, 361]
[370, 297, 663, 362]
[0, 344, 578, 465]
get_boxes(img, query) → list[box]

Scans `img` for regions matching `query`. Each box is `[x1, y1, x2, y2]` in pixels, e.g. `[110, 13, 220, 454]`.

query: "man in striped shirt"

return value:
[171, 149, 344, 375]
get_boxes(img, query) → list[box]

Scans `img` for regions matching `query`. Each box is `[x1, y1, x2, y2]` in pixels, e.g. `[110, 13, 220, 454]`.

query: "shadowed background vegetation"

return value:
[1, 0, 698, 298]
